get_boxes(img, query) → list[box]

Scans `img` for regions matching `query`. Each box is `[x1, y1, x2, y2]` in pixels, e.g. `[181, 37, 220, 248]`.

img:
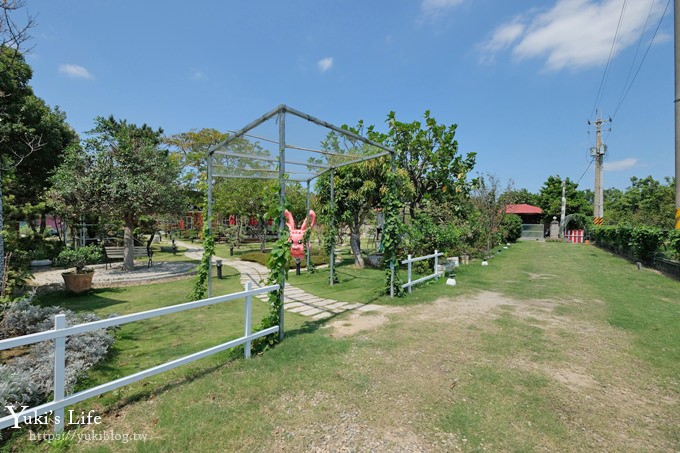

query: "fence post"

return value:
[390, 261, 394, 298]
[407, 254, 412, 294]
[53, 314, 66, 434]
[434, 250, 439, 280]
[244, 282, 252, 359]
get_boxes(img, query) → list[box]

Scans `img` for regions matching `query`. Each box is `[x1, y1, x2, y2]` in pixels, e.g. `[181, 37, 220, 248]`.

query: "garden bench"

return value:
[104, 246, 153, 269]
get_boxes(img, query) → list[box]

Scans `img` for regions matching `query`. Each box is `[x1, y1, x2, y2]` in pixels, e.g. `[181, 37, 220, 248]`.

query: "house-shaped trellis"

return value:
[205, 105, 398, 338]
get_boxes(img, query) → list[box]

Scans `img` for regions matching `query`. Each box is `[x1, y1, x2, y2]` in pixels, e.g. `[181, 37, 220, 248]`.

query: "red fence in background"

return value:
[565, 229, 584, 243]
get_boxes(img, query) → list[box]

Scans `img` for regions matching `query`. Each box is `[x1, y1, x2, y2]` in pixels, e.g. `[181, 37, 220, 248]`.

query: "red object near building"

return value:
[565, 229, 584, 243]
[229, 215, 236, 226]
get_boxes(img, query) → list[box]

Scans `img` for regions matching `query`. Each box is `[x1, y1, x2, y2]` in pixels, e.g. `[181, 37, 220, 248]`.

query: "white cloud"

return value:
[604, 157, 638, 171]
[317, 57, 333, 72]
[190, 69, 206, 81]
[58, 64, 93, 79]
[480, 21, 525, 53]
[421, 0, 465, 17]
[480, 0, 666, 70]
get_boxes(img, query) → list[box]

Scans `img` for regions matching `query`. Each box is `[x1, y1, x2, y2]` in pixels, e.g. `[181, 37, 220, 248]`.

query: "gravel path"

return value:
[28, 261, 198, 289]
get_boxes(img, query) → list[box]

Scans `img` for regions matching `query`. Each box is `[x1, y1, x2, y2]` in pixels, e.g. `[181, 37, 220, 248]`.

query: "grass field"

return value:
[4, 241, 680, 451]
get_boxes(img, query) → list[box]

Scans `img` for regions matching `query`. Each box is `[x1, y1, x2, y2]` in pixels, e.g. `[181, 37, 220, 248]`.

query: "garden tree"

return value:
[506, 188, 540, 207]
[1, 1, 70, 291]
[316, 158, 388, 268]
[6, 97, 78, 234]
[366, 110, 477, 219]
[313, 130, 413, 268]
[165, 128, 228, 189]
[213, 177, 307, 252]
[49, 116, 185, 271]
[537, 175, 592, 224]
[216, 178, 269, 252]
[166, 128, 273, 191]
[0, 1, 36, 51]
[45, 146, 92, 246]
[604, 176, 675, 229]
[470, 174, 512, 257]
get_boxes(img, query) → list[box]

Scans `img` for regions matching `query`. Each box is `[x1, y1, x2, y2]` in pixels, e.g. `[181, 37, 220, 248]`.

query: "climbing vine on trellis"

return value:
[303, 228, 316, 274]
[382, 168, 405, 296]
[254, 183, 291, 351]
[190, 201, 216, 301]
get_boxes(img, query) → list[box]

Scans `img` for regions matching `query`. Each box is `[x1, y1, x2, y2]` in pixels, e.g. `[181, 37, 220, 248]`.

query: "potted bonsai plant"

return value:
[56, 245, 104, 294]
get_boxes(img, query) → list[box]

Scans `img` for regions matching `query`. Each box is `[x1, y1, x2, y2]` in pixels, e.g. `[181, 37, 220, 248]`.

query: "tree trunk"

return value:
[260, 217, 266, 253]
[0, 165, 4, 293]
[123, 219, 135, 271]
[236, 216, 241, 247]
[39, 213, 46, 235]
[350, 226, 364, 268]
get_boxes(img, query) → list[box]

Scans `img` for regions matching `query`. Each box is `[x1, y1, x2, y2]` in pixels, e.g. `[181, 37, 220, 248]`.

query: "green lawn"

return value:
[5, 241, 680, 451]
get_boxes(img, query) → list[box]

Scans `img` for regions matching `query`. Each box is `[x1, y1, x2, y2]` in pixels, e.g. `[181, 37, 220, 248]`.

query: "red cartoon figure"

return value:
[284, 209, 316, 260]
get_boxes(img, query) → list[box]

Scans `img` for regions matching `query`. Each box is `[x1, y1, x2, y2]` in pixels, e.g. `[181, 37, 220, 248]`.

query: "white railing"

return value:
[400, 250, 444, 293]
[0, 282, 279, 433]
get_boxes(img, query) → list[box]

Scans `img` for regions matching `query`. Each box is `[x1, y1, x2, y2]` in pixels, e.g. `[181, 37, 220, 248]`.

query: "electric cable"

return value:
[590, 0, 628, 120]
[612, 0, 671, 119]
[576, 158, 595, 185]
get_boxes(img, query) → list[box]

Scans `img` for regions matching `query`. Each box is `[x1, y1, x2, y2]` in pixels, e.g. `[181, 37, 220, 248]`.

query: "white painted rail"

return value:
[0, 282, 279, 433]
[400, 250, 444, 293]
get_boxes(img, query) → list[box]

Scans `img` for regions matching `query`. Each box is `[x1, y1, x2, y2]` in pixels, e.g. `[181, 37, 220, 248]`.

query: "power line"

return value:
[612, 0, 671, 119]
[590, 0, 628, 120]
[614, 0, 656, 113]
[576, 158, 595, 185]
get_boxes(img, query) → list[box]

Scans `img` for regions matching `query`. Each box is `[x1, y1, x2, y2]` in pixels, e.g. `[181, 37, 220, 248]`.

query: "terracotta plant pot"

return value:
[62, 270, 95, 294]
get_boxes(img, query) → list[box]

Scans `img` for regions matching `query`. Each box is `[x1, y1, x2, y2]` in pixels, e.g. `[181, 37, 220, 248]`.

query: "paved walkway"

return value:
[177, 241, 382, 321]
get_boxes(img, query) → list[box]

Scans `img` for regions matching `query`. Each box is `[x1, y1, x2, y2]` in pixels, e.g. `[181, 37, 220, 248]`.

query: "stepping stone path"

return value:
[177, 241, 382, 320]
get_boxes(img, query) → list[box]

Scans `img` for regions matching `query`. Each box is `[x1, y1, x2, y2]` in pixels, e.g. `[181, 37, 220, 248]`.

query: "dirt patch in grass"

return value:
[375, 291, 679, 451]
[325, 306, 403, 338]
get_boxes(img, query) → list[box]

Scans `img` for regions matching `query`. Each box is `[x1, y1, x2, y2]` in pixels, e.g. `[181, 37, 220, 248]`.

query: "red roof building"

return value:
[505, 204, 543, 215]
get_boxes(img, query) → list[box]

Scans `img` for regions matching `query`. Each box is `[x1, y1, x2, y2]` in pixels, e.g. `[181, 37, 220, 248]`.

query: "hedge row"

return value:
[591, 225, 680, 263]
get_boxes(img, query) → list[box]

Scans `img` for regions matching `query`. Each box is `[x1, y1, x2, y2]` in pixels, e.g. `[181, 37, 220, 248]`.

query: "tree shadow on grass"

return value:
[33, 288, 129, 312]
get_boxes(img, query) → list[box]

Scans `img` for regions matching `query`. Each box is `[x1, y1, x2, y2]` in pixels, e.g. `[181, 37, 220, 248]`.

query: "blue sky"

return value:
[26, 0, 675, 193]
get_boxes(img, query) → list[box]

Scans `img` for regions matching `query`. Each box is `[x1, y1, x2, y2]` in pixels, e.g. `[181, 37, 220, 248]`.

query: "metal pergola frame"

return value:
[205, 105, 396, 339]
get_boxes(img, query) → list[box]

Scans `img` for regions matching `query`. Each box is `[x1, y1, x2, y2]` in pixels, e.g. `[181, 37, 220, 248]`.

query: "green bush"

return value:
[630, 227, 666, 263]
[405, 213, 464, 257]
[55, 245, 104, 273]
[500, 214, 522, 243]
[593, 225, 667, 263]
[668, 230, 680, 260]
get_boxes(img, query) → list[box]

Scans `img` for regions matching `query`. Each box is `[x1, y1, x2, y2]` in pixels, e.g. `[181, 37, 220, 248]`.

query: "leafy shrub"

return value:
[0, 295, 115, 417]
[0, 296, 61, 339]
[593, 225, 667, 263]
[404, 213, 463, 257]
[55, 245, 104, 273]
[629, 226, 665, 263]
[0, 365, 42, 416]
[668, 230, 680, 261]
[500, 214, 522, 243]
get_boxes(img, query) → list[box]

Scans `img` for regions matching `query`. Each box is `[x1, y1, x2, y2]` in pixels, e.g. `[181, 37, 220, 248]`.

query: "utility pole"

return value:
[589, 111, 610, 225]
[675, 0, 680, 229]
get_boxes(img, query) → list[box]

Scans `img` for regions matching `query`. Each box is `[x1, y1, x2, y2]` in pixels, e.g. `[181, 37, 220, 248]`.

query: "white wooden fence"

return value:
[400, 250, 444, 293]
[0, 282, 279, 433]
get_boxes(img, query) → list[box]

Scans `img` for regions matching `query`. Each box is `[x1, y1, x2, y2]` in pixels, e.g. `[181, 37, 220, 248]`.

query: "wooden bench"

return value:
[104, 246, 153, 269]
